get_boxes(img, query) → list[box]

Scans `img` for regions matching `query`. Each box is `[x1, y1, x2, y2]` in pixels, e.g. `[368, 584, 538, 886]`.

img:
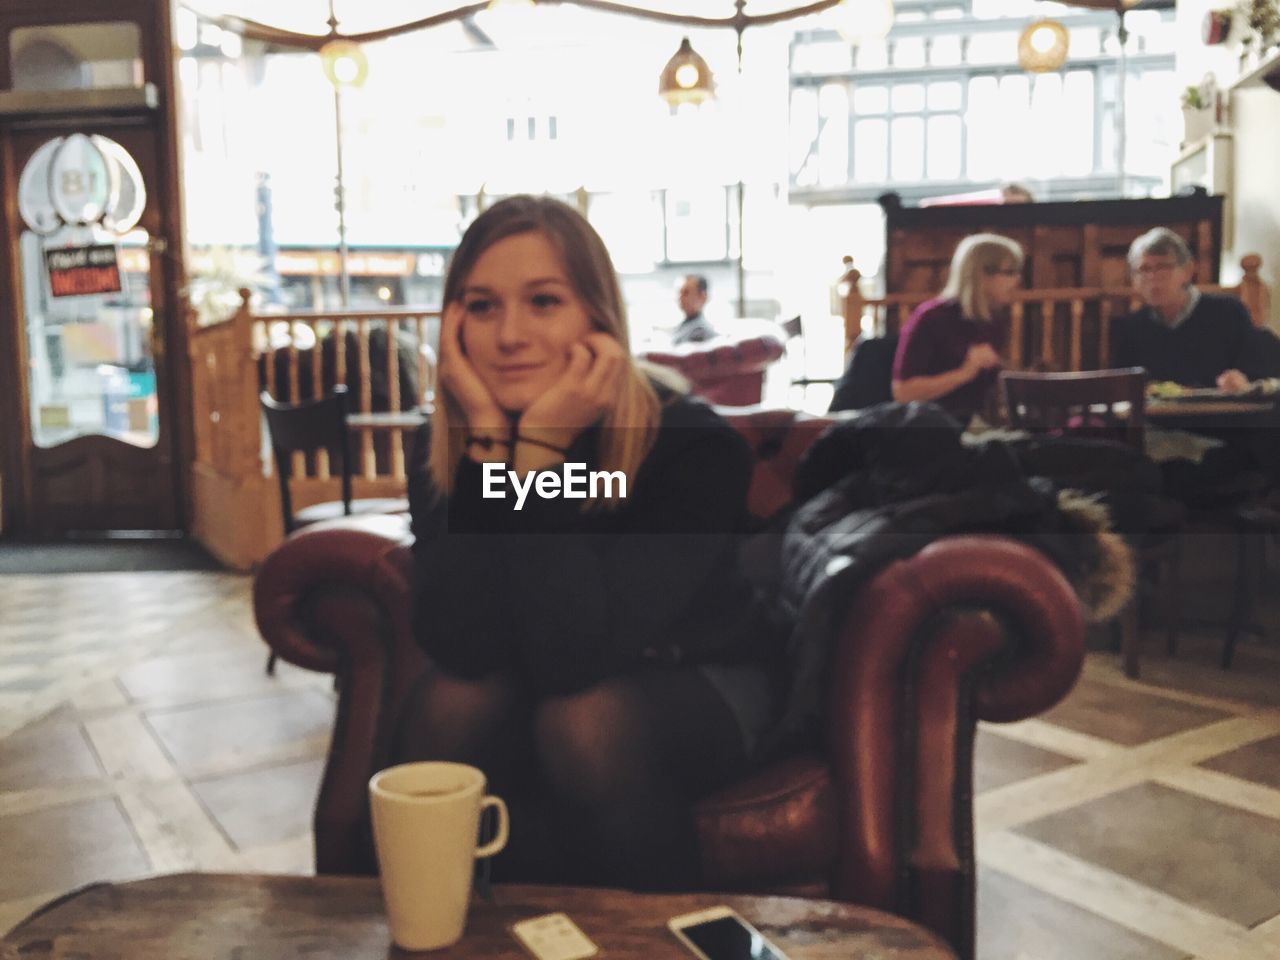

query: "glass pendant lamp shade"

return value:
[834, 0, 896, 46]
[1018, 18, 1069, 72]
[320, 38, 368, 87]
[658, 37, 714, 106]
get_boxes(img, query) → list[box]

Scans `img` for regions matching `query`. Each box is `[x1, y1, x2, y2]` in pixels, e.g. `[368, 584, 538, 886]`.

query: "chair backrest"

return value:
[642, 332, 787, 406]
[829, 334, 899, 412]
[722, 408, 844, 519]
[1000, 368, 1147, 451]
[260, 385, 353, 532]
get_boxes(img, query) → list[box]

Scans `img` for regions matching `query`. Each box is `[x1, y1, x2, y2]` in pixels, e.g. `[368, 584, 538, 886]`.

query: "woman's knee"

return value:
[396, 669, 524, 762]
[533, 679, 651, 802]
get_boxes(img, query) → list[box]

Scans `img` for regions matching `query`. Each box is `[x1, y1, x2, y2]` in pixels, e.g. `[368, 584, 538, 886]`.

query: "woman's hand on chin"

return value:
[519, 333, 627, 449]
[438, 302, 505, 431]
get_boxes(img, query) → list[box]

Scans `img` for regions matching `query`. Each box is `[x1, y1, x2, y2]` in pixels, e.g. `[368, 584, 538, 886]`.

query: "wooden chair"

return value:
[1000, 368, 1147, 450]
[1000, 368, 1182, 678]
[260, 385, 409, 673]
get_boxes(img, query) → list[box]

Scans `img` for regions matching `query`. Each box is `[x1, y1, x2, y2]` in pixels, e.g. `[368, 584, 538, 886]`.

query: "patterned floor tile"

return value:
[118, 649, 324, 709]
[143, 690, 333, 778]
[0, 797, 149, 902]
[1015, 781, 1280, 927]
[191, 759, 326, 851]
[1041, 674, 1233, 746]
[1199, 734, 1280, 792]
[975, 727, 1079, 794]
[0, 722, 103, 793]
[977, 866, 1184, 960]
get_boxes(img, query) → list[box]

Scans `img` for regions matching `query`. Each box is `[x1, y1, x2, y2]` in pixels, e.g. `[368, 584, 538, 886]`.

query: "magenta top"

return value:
[892, 297, 1006, 424]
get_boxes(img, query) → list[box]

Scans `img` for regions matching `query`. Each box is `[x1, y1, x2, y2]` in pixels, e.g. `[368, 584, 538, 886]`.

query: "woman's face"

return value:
[982, 260, 1022, 310]
[458, 230, 595, 413]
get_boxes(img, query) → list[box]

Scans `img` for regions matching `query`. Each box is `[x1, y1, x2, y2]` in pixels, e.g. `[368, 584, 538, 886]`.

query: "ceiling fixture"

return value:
[658, 37, 715, 107]
[319, 37, 367, 87]
[1018, 18, 1069, 72]
[834, 0, 897, 46]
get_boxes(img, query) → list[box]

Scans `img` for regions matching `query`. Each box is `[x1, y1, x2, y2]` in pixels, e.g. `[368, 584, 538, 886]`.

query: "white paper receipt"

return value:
[510, 912, 600, 960]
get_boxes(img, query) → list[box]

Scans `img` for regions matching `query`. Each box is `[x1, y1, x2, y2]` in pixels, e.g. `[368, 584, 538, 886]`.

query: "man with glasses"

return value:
[1114, 227, 1280, 494]
[1112, 227, 1259, 392]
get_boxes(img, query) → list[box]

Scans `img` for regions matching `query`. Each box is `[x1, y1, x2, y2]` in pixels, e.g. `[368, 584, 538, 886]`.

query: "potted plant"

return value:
[1180, 79, 1215, 145]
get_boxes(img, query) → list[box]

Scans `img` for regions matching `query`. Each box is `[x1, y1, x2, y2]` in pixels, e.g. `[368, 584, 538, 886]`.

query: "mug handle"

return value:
[475, 795, 509, 858]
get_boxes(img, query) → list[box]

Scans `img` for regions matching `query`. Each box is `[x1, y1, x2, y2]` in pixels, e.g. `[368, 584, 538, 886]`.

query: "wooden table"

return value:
[1147, 398, 1274, 418]
[0, 874, 957, 959]
[347, 409, 429, 429]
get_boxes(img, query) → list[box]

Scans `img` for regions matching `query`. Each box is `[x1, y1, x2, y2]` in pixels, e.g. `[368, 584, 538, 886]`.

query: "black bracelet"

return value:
[465, 434, 512, 452]
[515, 434, 571, 456]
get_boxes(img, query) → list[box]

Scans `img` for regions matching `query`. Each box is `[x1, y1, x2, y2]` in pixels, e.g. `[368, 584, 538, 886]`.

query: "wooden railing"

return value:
[188, 290, 439, 569]
[842, 254, 1271, 371]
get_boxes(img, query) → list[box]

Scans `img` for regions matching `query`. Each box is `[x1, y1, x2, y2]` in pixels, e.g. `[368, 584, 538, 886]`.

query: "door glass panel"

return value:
[21, 225, 158, 449]
[9, 22, 143, 91]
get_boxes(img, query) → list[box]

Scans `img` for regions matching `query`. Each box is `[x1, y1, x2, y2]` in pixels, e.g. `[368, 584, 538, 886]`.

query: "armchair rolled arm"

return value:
[826, 534, 1085, 958]
[253, 515, 415, 673]
[253, 514, 420, 875]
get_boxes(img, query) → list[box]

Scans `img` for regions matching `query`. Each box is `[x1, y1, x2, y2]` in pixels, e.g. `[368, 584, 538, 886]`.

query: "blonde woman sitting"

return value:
[891, 233, 1023, 426]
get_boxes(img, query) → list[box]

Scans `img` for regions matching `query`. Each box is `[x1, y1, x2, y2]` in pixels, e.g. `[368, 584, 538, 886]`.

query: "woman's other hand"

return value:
[963, 342, 1002, 378]
[438, 302, 506, 431]
[1217, 368, 1251, 394]
[519, 332, 627, 451]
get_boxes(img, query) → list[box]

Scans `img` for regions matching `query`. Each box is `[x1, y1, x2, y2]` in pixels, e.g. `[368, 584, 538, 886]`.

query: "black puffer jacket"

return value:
[757, 402, 1139, 753]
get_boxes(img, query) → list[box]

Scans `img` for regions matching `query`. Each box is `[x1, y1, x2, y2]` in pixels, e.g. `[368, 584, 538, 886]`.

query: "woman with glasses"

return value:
[891, 233, 1024, 426]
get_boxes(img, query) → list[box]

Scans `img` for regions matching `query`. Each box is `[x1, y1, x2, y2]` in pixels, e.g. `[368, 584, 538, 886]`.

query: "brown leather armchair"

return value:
[641, 331, 786, 406]
[253, 408, 1085, 960]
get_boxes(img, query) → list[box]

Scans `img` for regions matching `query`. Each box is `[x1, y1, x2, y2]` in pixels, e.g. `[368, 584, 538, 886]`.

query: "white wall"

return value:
[1174, 0, 1280, 329]
[1225, 86, 1280, 330]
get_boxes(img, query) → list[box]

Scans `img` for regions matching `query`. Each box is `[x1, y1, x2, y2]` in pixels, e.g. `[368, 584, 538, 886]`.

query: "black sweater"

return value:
[1111, 292, 1255, 386]
[408, 392, 769, 695]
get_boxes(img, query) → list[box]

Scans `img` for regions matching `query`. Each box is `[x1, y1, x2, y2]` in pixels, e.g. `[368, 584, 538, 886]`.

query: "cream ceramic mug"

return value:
[368, 761, 509, 951]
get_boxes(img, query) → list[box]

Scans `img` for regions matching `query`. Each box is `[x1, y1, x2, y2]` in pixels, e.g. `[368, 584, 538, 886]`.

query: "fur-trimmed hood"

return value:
[754, 401, 1142, 752]
[1054, 489, 1135, 624]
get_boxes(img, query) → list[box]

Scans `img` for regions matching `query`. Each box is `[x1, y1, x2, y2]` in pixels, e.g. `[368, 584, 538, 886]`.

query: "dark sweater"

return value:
[407, 391, 769, 695]
[1111, 292, 1254, 386]
[892, 297, 1006, 424]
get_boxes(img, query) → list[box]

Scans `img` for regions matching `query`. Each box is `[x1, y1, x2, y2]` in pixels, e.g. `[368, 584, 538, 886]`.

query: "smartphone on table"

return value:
[668, 906, 792, 960]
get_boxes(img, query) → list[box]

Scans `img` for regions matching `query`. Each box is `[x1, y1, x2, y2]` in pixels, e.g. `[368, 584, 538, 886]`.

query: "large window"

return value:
[789, 0, 1177, 202]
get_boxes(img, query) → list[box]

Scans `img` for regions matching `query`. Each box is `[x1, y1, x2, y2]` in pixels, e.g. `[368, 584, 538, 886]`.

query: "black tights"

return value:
[395, 667, 747, 891]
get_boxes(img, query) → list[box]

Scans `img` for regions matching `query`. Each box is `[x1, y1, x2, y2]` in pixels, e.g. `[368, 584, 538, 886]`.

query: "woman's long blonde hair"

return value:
[428, 195, 664, 505]
[940, 233, 1024, 322]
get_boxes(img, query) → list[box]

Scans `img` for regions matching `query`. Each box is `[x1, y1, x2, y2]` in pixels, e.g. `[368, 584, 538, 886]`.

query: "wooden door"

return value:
[1, 121, 181, 534]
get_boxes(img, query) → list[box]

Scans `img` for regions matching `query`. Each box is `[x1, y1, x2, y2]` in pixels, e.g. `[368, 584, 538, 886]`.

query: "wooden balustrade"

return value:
[842, 254, 1271, 371]
[189, 289, 439, 569]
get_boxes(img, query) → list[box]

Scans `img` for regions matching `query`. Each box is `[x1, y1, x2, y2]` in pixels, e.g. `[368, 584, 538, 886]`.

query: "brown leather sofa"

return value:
[253, 408, 1085, 960]
[641, 330, 786, 406]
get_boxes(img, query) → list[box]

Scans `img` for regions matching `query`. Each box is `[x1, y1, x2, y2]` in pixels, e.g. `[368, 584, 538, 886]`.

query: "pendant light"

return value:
[1018, 18, 1069, 72]
[659, 37, 715, 107]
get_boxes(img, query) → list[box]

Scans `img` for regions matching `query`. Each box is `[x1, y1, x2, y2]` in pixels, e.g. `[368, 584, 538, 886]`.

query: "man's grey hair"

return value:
[686, 274, 708, 296]
[1128, 227, 1192, 269]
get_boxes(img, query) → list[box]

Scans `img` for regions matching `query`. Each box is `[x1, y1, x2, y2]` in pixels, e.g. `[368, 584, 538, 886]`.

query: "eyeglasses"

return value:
[1134, 262, 1178, 277]
[984, 267, 1021, 277]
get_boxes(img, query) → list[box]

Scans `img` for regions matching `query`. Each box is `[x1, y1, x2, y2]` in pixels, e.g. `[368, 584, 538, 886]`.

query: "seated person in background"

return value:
[1115, 227, 1280, 494]
[672, 274, 716, 345]
[401, 196, 777, 890]
[999, 181, 1035, 203]
[1112, 227, 1257, 392]
[891, 233, 1023, 425]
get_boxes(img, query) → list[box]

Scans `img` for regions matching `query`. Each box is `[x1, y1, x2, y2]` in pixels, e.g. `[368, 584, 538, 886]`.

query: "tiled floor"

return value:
[3, 545, 1280, 959]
